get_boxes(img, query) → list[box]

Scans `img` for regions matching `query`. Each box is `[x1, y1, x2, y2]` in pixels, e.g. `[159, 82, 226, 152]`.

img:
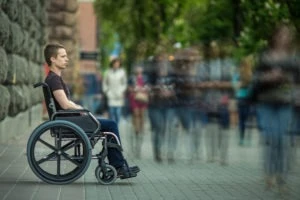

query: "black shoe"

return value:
[155, 155, 162, 163]
[117, 164, 137, 179]
[130, 165, 140, 173]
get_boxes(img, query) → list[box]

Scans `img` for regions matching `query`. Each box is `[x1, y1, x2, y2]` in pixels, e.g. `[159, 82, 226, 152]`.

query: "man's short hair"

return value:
[44, 44, 65, 66]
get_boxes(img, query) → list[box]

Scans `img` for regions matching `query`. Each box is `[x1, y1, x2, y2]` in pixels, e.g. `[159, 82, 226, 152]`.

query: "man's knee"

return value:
[107, 119, 117, 127]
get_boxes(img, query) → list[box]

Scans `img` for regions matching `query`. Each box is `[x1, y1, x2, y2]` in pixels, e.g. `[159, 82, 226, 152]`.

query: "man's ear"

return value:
[50, 56, 55, 64]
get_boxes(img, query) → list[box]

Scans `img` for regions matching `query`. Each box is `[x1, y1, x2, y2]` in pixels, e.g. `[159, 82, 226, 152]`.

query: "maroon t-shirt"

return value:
[45, 71, 70, 111]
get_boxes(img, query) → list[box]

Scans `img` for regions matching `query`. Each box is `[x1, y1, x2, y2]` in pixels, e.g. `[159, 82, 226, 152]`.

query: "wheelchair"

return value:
[27, 82, 122, 185]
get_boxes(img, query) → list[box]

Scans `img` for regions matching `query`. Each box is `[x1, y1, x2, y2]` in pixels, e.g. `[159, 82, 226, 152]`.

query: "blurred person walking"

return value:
[232, 56, 255, 146]
[202, 41, 234, 166]
[128, 66, 149, 158]
[250, 22, 299, 194]
[103, 58, 127, 125]
[170, 48, 202, 163]
[147, 55, 176, 163]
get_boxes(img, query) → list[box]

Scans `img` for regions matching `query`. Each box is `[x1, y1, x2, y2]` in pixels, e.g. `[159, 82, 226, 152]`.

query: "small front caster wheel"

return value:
[95, 165, 117, 185]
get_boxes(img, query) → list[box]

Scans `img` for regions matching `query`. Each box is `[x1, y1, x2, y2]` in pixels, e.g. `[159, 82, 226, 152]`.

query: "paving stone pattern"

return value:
[0, 119, 299, 200]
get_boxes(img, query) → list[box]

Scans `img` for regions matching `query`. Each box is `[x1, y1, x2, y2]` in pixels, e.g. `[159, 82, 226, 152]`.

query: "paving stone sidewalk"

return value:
[0, 118, 299, 200]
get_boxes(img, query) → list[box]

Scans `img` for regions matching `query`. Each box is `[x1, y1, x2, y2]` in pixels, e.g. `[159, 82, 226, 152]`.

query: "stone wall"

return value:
[0, 0, 47, 142]
[46, 0, 80, 85]
[0, 0, 81, 142]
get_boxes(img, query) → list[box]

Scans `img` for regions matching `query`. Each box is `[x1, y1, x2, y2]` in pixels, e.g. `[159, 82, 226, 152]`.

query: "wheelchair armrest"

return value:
[57, 109, 91, 114]
[52, 109, 91, 119]
[52, 110, 100, 135]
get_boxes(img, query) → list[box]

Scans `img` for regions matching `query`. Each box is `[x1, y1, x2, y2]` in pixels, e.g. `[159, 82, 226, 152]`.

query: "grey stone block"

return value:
[2, 0, 18, 21]
[0, 47, 8, 83]
[21, 84, 32, 108]
[0, 11, 10, 48]
[28, 62, 43, 85]
[6, 54, 27, 85]
[24, 0, 40, 18]
[7, 85, 27, 116]
[0, 0, 5, 6]
[27, 38, 38, 61]
[0, 85, 10, 121]
[18, 5, 31, 30]
[7, 22, 24, 54]
[5, 54, 17, 84]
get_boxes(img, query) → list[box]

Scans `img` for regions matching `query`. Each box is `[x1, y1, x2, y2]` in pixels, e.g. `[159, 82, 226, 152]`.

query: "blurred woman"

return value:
[128, 66, 148, 158]
[253, 23, 299, 193]
[103, 58, 127, 125]
[232, 56, 255, 145]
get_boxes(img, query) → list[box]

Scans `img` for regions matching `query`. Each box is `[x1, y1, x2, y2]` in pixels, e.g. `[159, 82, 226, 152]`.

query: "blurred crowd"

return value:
[73, 23, 299, 195]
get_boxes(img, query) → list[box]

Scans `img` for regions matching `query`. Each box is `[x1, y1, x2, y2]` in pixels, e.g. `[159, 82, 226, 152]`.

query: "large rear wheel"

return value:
[27, 120, 92, 184]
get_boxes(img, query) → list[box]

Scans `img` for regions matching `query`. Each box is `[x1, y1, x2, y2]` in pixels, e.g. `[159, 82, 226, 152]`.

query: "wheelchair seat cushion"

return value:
[55, 115, 98, 134]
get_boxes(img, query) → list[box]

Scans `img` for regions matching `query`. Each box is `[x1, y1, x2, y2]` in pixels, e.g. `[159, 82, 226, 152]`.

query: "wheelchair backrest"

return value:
[34, 82, 100, 135]
[34, 82, 56, 119]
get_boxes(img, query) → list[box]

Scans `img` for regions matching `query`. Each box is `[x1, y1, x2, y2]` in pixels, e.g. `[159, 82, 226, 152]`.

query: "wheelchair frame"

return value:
[26, 82, 121, 185]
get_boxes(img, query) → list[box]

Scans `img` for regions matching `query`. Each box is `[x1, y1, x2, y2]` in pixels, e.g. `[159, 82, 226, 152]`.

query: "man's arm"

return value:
[53, 89, 83, 110]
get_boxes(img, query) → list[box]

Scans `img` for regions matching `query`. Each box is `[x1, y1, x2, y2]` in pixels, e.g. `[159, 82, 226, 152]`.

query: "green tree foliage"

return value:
[94, 0, 298, 68]
[94, 0, 209, 69]
[95, 0, 188, 69]
[186, 0, 234, 45]
[234, 0, 291, 58]
[283, 0, 300, 33]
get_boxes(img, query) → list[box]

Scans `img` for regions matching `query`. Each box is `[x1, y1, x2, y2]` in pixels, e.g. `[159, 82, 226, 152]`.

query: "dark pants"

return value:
[237, 99, 251, 141]
[148, 107, 167, 158]
[218, 105, 230, 128]
[204, 105, 230, 163]
[206, 105, 230, 128]
[291, 110, 300, 136]
[256, 104, 292, 179]
[97, 118, 125, 168]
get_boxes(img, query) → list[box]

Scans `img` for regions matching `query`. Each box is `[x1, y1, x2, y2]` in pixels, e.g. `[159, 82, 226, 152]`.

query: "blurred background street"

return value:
[0, 0, 300, 199]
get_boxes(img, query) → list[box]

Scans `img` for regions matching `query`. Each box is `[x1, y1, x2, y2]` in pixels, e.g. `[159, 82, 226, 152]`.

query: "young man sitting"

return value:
[44, 43, 139, 179]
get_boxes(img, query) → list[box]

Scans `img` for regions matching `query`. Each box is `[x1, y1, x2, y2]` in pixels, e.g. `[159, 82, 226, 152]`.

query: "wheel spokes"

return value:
[61, 152, 82, 166]
[61, 139, 83, 152]
[28, 121, 92, 184]
[36, 151, 57, 165]
[57, 157, 60, 175]
[38, 138, 56, 151]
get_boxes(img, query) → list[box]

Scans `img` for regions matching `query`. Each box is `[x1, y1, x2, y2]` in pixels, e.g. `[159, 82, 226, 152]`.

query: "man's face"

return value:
[51, 48, 69, 69]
